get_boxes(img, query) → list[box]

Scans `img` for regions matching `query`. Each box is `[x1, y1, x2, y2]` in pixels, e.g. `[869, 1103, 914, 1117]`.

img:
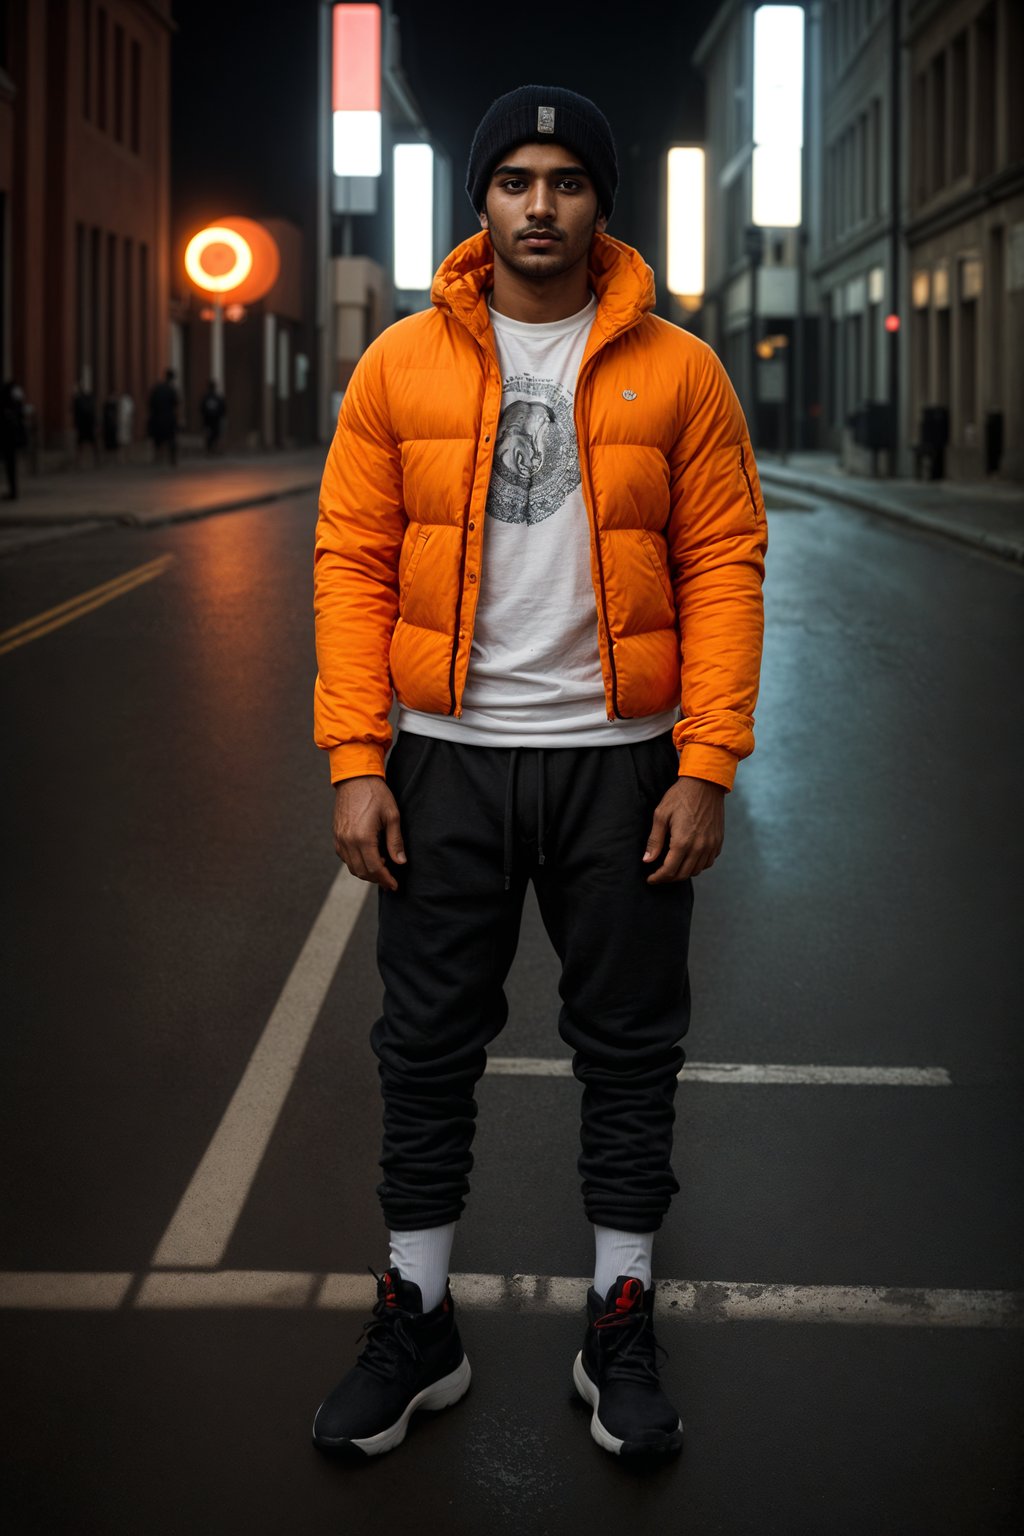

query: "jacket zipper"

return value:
[575, 367, 620, 718]
[738, 444, 759, 520]
[448, 350, 498, 715]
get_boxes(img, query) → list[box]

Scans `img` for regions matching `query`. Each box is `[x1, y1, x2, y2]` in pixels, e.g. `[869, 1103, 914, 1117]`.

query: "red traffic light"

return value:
[884, 313, 900, 333]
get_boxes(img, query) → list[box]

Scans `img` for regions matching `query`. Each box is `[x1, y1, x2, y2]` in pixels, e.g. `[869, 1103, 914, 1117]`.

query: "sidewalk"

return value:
[4, 442, 1022, 566]
[757, 450, 1024, 565]
[0, 445, 326, 557]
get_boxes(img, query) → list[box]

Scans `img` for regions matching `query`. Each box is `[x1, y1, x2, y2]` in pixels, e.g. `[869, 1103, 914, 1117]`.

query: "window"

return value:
[97, 8, 107, 132]
[82, 0, 92, 119]
[114, 24, 124, 142]
[950, 32, 967, 180]
[107, 232, 116, 393]
[139, 242, 149, 390]
[912, 72, 927, 206]
[123, 236, 134, 400]
[871, 98, 881, 216]
[930, 50, 946, 195]
[130, 39, 141, 153]
[975, 4, 996, 178]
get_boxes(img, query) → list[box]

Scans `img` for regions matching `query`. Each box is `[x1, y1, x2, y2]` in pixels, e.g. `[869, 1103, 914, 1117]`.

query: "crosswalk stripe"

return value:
[150, 868, 372, 1268]
[1, 1271, 1018, 1327]
[484, 1058, 952, 1086]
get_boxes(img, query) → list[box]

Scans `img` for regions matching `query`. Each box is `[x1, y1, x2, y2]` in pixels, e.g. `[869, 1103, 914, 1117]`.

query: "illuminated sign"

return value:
[183, 218, 280, 304]
[394, 143, 435, 290]
[333, 4, 382, 177]
[666, 146, 705, 301]
[185, 227, 253, 294]
[752, 5, 805, 228]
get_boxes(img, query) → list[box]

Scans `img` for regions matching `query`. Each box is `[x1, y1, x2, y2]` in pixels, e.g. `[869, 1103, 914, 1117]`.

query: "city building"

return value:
[0, 0, 175, 463]
[696, 0, 1024, 480]
[905, 0, 1024, 480]
[693, 0, 822, 455]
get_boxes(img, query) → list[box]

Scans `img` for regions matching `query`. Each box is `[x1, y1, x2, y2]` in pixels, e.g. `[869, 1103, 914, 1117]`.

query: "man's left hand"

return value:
[643, 776, 726, 884]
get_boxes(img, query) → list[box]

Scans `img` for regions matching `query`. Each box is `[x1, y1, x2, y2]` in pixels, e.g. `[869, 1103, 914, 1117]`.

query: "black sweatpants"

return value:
[371, 730, 694, 1235]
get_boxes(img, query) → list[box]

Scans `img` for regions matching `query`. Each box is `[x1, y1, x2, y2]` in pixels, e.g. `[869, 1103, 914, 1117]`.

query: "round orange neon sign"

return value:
[183, 217, 280, 304]
[185, 227, 254, 293]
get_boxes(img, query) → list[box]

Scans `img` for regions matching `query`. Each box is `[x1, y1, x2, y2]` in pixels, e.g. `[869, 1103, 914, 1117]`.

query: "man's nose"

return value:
[524, 180, 557, 221]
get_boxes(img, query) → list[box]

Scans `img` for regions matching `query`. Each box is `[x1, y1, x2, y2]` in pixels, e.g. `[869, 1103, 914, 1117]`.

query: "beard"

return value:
[487, 221, 596, 281]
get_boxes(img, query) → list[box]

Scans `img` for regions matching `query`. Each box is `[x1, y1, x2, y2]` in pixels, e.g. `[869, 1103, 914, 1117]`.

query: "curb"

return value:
[0, 481, 320, 557]
[759, 465, 1024, 566]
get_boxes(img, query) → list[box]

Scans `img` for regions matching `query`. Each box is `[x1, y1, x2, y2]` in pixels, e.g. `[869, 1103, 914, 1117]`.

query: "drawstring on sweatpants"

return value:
[501, 748, 548, 889]
[503, 749, 519, 891]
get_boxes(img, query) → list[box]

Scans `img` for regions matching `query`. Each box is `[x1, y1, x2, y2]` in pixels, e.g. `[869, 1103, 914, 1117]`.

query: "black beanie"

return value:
[465, 85, 618, 221]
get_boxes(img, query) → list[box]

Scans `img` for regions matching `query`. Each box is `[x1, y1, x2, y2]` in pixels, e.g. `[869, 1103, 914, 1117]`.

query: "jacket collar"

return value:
[431, 229, 656, 354]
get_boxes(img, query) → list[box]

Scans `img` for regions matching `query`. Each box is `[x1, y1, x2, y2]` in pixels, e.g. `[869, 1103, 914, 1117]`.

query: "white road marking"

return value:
[485, 1057, 952, 1086]
[0, 1271, 1019, 1327]
[0, 1272, 134, 1308]
[151, 869, 372, 1268]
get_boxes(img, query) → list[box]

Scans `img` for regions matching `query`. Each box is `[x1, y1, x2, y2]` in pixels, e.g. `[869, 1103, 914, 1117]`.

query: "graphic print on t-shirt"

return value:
[485, 373, 580, 526]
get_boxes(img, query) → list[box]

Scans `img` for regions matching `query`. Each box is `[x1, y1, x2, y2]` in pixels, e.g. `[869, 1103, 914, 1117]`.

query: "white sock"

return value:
[594, 1226, 654, 1300]
[388, 1223, 456, 1312]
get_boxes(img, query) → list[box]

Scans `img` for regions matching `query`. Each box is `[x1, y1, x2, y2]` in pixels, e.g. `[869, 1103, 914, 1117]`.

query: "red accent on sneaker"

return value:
[383, 1273, 398, 1308]
[615, 1278, 644, 1312]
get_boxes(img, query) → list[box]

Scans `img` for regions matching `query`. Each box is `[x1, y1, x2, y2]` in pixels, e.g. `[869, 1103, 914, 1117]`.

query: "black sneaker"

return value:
[572, 1274, 683, 1458]
[312, 1268, 471, 1457]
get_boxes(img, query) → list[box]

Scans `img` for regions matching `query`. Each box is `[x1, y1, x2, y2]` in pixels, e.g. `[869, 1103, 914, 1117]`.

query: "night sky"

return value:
[170, 0, 719, 298]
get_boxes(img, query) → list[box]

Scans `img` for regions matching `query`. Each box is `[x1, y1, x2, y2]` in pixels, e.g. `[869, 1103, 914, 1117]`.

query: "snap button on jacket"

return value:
[314, 230, 767, 790]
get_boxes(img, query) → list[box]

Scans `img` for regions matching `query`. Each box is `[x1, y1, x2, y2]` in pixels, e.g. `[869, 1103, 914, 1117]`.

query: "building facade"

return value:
[693, 0, 822, 454]
[0, 0, 174, 460]
[695, 0, 1024, 480]
[905, 0, 1024, 480]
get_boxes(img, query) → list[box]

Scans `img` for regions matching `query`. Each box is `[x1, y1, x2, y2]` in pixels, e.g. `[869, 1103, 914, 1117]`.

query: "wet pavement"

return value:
[1, 484, 1022, 1533]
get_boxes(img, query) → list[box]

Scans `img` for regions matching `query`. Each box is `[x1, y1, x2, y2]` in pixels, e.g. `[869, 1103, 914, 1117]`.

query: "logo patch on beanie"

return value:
[537, 105, 556, 133]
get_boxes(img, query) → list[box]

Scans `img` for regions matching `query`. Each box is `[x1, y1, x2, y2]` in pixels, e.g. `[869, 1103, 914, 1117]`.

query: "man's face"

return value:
[479, 141, 607, 280]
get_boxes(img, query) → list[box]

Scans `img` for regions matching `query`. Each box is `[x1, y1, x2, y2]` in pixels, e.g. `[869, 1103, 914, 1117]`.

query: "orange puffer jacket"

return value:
[314, 229, 767, 789]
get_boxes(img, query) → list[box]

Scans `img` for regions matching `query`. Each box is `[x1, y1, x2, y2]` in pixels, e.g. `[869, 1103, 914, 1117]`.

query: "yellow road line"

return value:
[0, 555, 174, 657]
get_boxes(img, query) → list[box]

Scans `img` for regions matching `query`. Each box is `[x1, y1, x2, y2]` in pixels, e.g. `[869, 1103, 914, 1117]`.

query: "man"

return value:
[312, 85, 767, 1461]
[200, 379, 227, 454]
[147, 368, 179, 466]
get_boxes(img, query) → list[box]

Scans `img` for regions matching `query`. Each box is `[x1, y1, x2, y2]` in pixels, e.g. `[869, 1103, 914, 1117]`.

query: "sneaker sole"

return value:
[312, 1353, 472, 1458]
[572, 1351, 683, 1458]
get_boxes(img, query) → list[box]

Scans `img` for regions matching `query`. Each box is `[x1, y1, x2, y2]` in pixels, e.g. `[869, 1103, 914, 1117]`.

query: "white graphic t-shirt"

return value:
[398, 292, 678, 747]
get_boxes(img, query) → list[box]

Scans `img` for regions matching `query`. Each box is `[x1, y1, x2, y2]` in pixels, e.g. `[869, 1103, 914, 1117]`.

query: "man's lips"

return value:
[520, 232, 560, 245]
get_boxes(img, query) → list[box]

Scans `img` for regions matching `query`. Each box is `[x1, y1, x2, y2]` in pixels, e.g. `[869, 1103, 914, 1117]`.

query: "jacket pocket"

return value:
[399, 528, 431, 606]
[638, 529, 676, 607]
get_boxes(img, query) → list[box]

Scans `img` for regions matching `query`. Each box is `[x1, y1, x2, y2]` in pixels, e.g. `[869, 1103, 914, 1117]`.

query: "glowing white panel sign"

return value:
[333, 110, 382, 177]
[394, 143, 435, 291]
[666, 147, 705, 298]
[752, 4, 805, 227]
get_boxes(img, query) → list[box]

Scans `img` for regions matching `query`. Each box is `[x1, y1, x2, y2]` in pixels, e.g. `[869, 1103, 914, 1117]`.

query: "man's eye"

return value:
[500, 178, 581, 191]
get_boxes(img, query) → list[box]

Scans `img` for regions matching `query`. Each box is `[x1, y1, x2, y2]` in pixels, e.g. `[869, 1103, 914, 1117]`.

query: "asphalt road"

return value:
[1, 487, 1022, 1535]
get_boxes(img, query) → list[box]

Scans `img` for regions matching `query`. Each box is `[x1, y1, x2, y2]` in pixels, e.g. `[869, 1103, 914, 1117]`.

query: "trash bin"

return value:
[918, 405, 949, 480]
[985, 411, 1003, 475]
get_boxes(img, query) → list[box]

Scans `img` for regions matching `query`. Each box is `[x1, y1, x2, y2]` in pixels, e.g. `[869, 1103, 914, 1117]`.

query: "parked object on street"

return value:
[912, 405, 950, 482]
[200, 380, 227, 454]
[0, 381, 27, 500]
[72, 381, 99, 466]
[147, 369, 180, 467]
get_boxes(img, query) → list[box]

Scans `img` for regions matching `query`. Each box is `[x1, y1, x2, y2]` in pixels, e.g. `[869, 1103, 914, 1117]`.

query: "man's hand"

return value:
[643, 775, 725, 884]
[333, 776, 407, 893]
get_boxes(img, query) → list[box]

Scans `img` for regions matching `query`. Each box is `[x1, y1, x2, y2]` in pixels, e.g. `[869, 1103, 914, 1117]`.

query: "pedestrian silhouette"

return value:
[200, 379, 227, 455]
[0, 380, 27, 500]
[72, 380, 99, 467]
[147, 368, 180, 466]
[102, 392, 120, 456]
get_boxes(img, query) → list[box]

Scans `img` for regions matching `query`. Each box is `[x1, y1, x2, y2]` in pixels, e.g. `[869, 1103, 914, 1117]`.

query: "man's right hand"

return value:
[332, 776, 406, 893]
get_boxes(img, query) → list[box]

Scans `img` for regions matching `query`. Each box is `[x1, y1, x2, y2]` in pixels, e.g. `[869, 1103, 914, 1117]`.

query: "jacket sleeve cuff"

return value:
[676, 743, 738, 791]
[328, 743, 387, 783]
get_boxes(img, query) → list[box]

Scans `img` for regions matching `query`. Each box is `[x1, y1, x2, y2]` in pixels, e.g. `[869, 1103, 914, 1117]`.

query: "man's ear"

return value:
[479, 208, 489, 229]
[596, 212, 608, 235]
